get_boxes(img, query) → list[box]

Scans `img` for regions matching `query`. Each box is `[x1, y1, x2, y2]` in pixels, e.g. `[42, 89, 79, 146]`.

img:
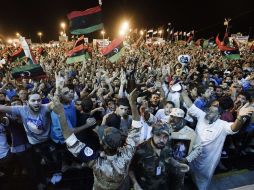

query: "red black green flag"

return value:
[11, 63, 46, 79]
[10, 48, 26, 63]
[101, 37, 124, 63]
[216, 34, 240, 60]
[67, 6, 103, 35]
[66, 36, 90, 64]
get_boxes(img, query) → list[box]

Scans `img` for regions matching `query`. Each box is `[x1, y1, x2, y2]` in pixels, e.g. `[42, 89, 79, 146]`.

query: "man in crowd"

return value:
[181, 90, 254, 189]
[129, 122, 190, 190]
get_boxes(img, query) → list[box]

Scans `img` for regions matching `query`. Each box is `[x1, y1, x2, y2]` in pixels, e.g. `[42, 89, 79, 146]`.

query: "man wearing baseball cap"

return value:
[57, 89, 143, 190]
[169, 108, 202, 189]
[129, 123, 189, 190]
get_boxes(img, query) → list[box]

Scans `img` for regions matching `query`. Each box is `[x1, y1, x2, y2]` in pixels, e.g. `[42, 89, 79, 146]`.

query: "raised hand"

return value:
[238, 103, 254, 117]
[86, 118, 97, 127]
[120, 69, 127, 85]
[55, 72, 65, 89]
[127, 88, 138, 104]
[51, 96, 64, 114]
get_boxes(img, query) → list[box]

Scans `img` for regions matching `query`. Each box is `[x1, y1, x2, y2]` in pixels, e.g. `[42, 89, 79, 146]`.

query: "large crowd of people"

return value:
[0, 34, 254, 190]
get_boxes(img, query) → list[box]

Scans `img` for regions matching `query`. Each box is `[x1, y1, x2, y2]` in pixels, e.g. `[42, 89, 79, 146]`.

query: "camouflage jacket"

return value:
[131, 138, 182, 190]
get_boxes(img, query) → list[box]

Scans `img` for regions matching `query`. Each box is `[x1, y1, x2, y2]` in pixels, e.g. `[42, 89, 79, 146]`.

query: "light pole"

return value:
[101, 30, 105, 47]
[37, 32, 42, 43]
[61, 22, 66, 35]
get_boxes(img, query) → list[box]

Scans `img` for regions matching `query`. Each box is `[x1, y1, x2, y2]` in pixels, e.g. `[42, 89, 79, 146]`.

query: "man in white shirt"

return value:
[181, 90, 254, 190]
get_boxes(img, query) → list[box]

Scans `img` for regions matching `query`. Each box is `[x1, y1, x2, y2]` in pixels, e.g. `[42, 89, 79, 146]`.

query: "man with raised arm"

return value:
[180, 90, 254, 190]
[55, 88, 143, 190]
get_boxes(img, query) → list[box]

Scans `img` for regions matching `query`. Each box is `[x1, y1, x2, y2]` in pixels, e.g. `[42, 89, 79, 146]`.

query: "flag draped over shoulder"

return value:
[66, 36, 90, 64]
[216, 34, 240, 60]
[67, 6, 103, 35]
[11, 36, 46, 79]
[101, 37, 124, 63]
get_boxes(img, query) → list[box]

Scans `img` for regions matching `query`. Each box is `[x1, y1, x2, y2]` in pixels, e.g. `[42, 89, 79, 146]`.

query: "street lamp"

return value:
[101, 30, 105, 47]
[16, 32, 20, 38]
[37, 32, 43, 43]
[61, 22, 66, 35]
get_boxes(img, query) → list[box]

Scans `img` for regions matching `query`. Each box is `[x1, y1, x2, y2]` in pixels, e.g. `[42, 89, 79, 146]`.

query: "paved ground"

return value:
[0, 153, 253, 190]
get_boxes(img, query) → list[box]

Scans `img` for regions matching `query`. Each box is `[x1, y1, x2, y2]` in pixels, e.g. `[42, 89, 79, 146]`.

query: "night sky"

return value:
[0, 0, 253, 42]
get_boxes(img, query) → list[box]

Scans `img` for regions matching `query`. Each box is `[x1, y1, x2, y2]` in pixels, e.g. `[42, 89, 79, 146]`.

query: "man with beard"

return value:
[169, 108, 202, 189]
[0, 91, 57, 189]
[129, 123, 190, 190]
[181, 90, 254, 190]
[169, 108, 202, 163]
[0, 92, 52, 145]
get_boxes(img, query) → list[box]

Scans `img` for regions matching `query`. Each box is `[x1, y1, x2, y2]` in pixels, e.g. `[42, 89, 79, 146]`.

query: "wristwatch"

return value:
[236, 115, 243, 122]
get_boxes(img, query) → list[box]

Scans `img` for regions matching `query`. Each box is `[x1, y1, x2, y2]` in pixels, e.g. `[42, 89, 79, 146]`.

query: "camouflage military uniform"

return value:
[131, 138, 183, 190]
[66, 121, 141, 190]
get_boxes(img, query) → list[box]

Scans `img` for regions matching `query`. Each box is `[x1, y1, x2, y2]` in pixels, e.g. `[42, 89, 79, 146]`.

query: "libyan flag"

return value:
[67, 6, 103, 35]
[101, 37, 124, 63]
[11, 64, 46, 79]
[222, 49, 240, 60]
[216, 34, 240, 60]
[66, 36, 90, 64]
[10, 48, 26, 63]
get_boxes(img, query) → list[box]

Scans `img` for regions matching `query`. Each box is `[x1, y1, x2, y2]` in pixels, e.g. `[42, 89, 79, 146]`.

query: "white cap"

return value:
[170, 108, 185, 118]
[171, 83, 182, 92]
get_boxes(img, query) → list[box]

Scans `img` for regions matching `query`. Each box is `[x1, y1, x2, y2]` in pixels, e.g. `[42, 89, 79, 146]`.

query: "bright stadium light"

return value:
[118, 21, 130, 36]
[121, 21, 129, 31]
[119, 30, 125, 36]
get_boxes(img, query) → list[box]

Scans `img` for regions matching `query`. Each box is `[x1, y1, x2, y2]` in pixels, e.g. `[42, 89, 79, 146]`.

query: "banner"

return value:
[93, 39, 110, 48]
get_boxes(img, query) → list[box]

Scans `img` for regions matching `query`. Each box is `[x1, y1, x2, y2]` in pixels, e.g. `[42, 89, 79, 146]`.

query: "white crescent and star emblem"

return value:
[24, 71, 31, 76]
[113, 48, 119, 53]
[20, 71, 31, 77]
[224, 51, 230, 55]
